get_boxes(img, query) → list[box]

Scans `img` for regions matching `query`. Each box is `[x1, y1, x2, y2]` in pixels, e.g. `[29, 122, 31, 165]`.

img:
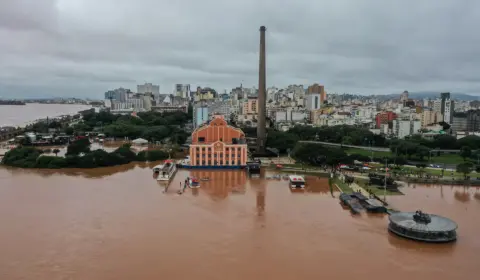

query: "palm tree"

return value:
[53, 148, 60, 157]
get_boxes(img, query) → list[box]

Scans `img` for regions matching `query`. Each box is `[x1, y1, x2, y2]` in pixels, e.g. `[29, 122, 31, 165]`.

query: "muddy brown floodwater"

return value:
[0, 165, 479, 280]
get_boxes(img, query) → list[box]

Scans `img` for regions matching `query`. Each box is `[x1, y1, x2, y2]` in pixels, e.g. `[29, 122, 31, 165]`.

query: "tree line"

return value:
[26, 110, 191, 145]
[266, 125, 480, 162]
[1, 138, 170, 169]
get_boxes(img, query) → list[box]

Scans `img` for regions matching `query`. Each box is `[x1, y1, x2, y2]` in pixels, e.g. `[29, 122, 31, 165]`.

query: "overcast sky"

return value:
[1, 0, 479, 98]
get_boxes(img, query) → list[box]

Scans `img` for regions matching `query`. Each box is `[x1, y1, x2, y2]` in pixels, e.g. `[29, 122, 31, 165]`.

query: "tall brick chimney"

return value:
[256, 26, 267, 154]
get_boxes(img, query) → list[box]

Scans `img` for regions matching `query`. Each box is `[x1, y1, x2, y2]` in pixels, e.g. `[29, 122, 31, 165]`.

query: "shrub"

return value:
[136, 151, 147, 161]
[66, 138, 91, 156]
[112, 145, 137, 163]
[147, 150, 169, 161]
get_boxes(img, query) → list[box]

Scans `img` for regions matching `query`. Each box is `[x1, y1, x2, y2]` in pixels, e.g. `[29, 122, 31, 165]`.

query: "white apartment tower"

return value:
[305, 93, 321, 111]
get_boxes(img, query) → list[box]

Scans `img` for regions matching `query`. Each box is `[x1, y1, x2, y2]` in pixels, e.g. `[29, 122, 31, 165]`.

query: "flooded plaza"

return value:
[0, 165, 479, 280]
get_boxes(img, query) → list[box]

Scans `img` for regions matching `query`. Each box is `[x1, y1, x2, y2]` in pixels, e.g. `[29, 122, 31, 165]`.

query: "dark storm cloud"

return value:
[1, 0, 480, 98]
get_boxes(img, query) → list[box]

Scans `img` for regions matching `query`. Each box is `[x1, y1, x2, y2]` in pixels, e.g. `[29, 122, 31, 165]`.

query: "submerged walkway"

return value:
[349, 182, 370, 197]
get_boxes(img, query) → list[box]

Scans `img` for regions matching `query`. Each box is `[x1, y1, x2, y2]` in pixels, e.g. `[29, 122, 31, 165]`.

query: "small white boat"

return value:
[153, 160, 177, 181]
[288, 175, 305, 188]
[189, 177, 200, 188]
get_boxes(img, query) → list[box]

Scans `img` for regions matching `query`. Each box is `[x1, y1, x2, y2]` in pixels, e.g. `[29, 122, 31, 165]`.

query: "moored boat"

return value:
[288, 175, 305, 188]
[153, 160, 177, 181]
[189, 177, 200, 188]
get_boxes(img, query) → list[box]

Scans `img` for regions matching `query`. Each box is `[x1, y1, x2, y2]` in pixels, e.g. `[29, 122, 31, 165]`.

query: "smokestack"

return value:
[256, 26, 267, 154]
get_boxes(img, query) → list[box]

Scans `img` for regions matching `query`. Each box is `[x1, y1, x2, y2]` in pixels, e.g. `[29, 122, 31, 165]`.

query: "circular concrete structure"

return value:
[388, 210, 458, 243]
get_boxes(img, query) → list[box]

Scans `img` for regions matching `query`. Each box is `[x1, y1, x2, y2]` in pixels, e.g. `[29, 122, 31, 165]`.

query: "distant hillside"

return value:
[380, 92, 480, 101]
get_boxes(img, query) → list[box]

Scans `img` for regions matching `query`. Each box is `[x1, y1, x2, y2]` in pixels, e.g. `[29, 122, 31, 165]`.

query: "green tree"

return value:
[416, 146, 431, 160]
[187, 104, 193, 119]
[433, 135, 457, 149]
[66, 138, 91, 156]
[292, 143, 351, 168]
[72, 122, 92, 133]
[52, 148, 60, 156]
[266, 131, 299, 153]
[460, 146, 472, 161]
[457, 162, 474, 179]
[457, 135, 480, 150]
[64, 127, 74, 135]
[146, 150, 170, 161]
[112, 144, 137, 162]
[142, 126, 171, 142]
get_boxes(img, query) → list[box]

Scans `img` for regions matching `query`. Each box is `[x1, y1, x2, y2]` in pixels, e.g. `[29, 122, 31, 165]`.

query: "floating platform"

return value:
[388, 210, 458, 243]
[339, 193, 364, 214]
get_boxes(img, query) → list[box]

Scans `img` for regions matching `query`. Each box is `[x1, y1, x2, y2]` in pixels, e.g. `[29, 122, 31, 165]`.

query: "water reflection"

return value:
[387, 232, 456, 255]
[474, 191, 480, 201]
[454, 188, 471, 203]
[0, 161, 162, 179]
[188, 170, 247, 200]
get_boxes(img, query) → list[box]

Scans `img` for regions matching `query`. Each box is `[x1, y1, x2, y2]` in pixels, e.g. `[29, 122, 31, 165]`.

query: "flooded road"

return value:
[0, 166, 478, 280]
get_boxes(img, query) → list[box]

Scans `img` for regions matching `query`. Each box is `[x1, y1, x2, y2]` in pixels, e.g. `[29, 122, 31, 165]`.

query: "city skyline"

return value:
[1, 0, 480, 98]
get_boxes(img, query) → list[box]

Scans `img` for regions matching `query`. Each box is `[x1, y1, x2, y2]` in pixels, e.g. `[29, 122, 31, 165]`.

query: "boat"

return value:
[288, 175, 305, 188]
[189, 177, 200, 188]
[153, 160, 177, 181]
[176, 157, 191, 168]
[246, 160, 261, 175]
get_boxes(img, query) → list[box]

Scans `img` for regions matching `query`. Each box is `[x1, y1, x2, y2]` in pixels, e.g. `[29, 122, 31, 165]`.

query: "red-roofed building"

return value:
[375, 111, 397, 128]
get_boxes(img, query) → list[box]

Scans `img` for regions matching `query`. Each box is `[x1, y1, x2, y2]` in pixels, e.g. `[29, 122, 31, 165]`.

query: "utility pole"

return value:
[384, 158, 388, 202]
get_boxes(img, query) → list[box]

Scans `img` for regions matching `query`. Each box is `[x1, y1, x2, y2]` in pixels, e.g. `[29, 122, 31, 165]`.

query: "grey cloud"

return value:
[0, 0, 480, 98]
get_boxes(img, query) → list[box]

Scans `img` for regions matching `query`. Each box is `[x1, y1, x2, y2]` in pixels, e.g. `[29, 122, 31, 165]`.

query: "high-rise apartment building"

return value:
[393, 119, 421, 139]
[242, 97, 258, 115]
[193, 105, 209, 129]
[175, 84, 191, 99]
[443, 98, 454, 124]
[421, 109, 443, 127]
[104, 88, 129, 102]
[375, 111, 397, 128]
[433, 99, 442, 113]
[137, 83, 160, 95]
[305, 93, 321, 111]
[307, 84, 326, 104]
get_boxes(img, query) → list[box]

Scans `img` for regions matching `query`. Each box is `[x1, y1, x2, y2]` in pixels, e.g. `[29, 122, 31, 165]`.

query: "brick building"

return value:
[189, 116, 248, 168]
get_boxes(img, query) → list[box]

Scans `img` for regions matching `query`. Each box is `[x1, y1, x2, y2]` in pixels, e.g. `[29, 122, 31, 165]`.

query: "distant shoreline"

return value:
[0, 101, 26, 105]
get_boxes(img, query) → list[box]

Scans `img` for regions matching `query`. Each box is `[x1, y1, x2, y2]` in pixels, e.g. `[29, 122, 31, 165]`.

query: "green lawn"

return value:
[345, 148, 391, 158]
[398, 166, 474, 179]
[355, 178, 403, 196]
[333, 178, 353, 194]
[346, 148, 468, 165]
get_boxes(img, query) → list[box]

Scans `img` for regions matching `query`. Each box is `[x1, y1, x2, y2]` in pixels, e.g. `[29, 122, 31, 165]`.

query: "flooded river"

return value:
[0, 165, 478, 280]
[0, 104, 91, 127]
